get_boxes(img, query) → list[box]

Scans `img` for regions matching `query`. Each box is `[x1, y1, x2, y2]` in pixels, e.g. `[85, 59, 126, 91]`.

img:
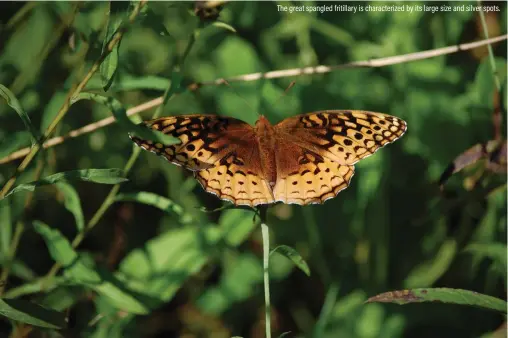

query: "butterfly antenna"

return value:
[273, 80, 296, 108]
[222, 80, 259, 116]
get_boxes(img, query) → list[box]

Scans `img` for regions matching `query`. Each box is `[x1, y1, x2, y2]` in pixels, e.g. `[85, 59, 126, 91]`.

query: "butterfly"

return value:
[130, 111, 407, 206]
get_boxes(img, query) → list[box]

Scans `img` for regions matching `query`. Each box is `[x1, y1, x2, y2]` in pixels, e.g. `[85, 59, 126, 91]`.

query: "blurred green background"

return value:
[0, 1, 506, 337]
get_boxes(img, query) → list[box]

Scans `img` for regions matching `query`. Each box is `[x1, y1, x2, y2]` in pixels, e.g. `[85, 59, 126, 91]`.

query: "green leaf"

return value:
[3, 169, 128, 199]
[0, 84, 40, 143]
[119, 210, 255, 307]
[0, 298, 66, 329]
[100, 2, 128, 91]
[114, 192, 193, 224]
[85, 75, 170, 92]
[33, 221, 149, 314]
[33, 221, 92, 275]
[71, 93, 180, 145]
[196, 253, 262, 315]
[3, 276, 68, 299]
[270, 245, 310, 277]
[56, 182, 85, 232]
[404, 239, 457, 288]
[0, 131, 31, 158]
[367, 288, 507, 313]
[38, 286, 85, 312]
[464, 242, 507, 278]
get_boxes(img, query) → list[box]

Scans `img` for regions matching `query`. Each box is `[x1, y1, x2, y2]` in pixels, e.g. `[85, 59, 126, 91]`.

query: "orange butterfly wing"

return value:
[271, 110, 406, 204]
[132, 111, 406, 206]
[130, 115, 275, 206]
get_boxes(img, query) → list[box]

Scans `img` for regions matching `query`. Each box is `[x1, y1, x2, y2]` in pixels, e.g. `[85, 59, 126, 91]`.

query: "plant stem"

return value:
[261, 221, 272, 338]
[477, 1, 501, 92]
[0, 0, 147, 199]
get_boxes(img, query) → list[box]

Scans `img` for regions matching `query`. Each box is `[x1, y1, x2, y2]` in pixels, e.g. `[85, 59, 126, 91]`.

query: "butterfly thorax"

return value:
[255, 115, 277, 188]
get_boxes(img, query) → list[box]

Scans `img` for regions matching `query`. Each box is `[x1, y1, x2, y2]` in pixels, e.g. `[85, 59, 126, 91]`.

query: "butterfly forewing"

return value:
[131, 115, 252, 170]
[274, 110, 407, 166]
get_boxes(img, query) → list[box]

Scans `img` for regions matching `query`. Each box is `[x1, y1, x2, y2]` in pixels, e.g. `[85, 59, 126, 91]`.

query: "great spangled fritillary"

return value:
[130, 111, 407, 206]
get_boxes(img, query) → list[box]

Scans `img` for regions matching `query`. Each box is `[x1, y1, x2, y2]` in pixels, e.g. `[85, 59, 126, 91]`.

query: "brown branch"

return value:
[197, 34, 508, 85]
[0, 34, 506, 166]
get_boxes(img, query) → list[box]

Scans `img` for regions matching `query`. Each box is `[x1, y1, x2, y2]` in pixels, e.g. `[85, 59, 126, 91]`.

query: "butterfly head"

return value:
[254, 115, 275, 137]
[255, 115, 272, 127]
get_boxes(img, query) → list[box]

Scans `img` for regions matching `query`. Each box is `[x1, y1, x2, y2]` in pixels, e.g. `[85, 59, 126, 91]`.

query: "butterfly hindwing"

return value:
[195, 151, 275, 206]
[273, 139, 355, 205]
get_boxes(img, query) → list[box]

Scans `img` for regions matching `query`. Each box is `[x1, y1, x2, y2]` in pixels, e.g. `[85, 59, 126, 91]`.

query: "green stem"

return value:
[261, 222, 272, 338]
[477, 2, 501, 92]
[0, 0, 147, 199]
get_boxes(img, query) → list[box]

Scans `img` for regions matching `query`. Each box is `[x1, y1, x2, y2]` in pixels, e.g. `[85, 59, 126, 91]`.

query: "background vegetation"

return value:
[0, 1, 506, 337]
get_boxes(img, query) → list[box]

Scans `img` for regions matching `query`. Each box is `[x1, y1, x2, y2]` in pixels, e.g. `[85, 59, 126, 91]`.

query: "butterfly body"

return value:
[255, 115, 278, 187]
[131, 111, 407, 206]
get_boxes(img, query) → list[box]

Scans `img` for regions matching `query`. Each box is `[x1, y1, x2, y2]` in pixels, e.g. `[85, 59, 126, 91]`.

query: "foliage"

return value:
[0, 1, 506, 337]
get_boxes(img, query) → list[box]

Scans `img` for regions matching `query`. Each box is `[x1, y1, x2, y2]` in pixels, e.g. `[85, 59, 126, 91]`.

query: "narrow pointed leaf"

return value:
[270, 245, 310, 276]
[56, 182, 85, 232]
[0, 298, 66, 329]
[0, 84, 40, 143]
[100, 1, 128, 91]
[367, 288, 507, 313]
